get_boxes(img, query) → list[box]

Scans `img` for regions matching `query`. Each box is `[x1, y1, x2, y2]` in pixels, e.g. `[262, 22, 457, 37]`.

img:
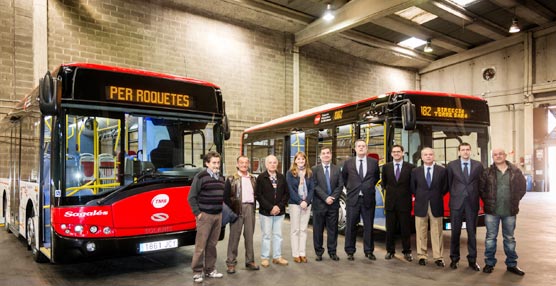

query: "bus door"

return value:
[360, 122, 386, 230]
[41, 115, 53, 249]
[8, 120, 21, 235]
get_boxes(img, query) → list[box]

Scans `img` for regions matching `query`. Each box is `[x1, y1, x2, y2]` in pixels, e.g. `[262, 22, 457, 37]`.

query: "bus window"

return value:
[244, 138, 284, 174]
[335, 124, 354, 168]
[183, 123, 215, 168]
[360, 123, 385, 165]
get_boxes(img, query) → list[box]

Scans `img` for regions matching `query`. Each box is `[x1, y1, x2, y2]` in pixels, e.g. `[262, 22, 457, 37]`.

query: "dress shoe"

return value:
[347, 254, 354, 261]
[329, 254, 340, 261]
[315, 255, 323, 261]
[403, 253, 413, 262]
[246, 262, 260, 270]
[272, 257, 288, 265]
[450, 261, 458, 269]
[365, 253, 377, 260]
[435, 260, 445, 267]
[261, 259, 270, 268]
[385, 252, 394, 260]
[300, 256, 308, 263]
[226, 265, 236, 274]
[483, 265, 494, 273]
[418, 258, 427, 266]
[293, 257, 302, 263]
[469, 262, 481, 271]
[507, 266, 525, 276]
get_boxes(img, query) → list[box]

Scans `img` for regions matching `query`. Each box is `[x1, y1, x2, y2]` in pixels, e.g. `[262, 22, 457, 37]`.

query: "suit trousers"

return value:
[226, 203, 256, 266]
[290, 204, 311, 257]
[191, 212, 222, 273]
[345, 196, 375, 255]
[449, 199, 478, 262]
[415, 203, 443, 261]
[385, 209, 412, 254]
[312, 207, 339, 256]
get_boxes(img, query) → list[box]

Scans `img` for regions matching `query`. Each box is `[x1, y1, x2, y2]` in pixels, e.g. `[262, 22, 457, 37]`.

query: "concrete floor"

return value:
[1, 191, 555, 286]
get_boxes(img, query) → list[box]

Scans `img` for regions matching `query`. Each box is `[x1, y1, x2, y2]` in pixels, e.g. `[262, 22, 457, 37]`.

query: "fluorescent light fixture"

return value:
[398, 37, 427, 49]
[509, 18, 520, 33]
[449, 0, 479, 6]
[395, 6, 438, 24]
[323, 4, 334, 21]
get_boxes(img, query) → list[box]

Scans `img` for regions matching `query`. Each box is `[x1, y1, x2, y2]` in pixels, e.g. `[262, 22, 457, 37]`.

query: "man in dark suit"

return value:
[446, 143, 484, 271]
[381, 144, 415, 262]
[312, 147, 344, 261]
[411, 147, 448, 267]
[341, 139, 380, 261]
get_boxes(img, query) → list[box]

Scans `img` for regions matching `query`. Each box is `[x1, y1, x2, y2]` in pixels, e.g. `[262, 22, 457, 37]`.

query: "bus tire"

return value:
[26, 213, 48, 263]
[3, 194, 10, 233]
[337, 194, 347, 235]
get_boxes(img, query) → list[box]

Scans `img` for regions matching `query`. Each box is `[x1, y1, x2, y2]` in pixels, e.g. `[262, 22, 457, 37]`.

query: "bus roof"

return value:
[62, 63, 220, 89]
[244, 90, 485, 134]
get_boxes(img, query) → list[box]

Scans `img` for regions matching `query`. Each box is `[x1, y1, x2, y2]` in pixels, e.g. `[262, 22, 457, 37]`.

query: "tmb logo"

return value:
[151, 194, 169, 208]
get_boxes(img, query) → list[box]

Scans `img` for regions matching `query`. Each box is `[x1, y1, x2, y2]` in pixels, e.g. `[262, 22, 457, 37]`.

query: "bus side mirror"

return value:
[401, 102, 416, 130]
[39, 71, 59, 115]
[222, 113, 231, 141]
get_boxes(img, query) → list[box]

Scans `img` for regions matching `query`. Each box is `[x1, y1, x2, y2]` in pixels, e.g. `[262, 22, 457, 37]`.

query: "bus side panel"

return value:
[18, 182, 39, 238]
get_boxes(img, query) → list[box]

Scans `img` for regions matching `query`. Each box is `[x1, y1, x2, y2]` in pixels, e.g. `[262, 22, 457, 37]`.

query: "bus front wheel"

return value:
[26, 212, 48, 263]
[338, 194, 347, 235]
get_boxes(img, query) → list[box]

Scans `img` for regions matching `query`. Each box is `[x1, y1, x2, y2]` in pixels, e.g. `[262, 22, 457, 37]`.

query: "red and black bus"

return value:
[0, 63, 230, 262]
[241, 90, 490, 232]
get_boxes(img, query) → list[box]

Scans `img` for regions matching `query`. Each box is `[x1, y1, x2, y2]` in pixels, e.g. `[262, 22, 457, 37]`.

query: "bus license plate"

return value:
[139, 239, 178, 253]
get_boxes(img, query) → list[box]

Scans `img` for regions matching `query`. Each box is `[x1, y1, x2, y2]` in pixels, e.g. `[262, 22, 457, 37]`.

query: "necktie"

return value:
[395, 163, 400, 181]
[359, 160, 364, 180]
[325, 165, 331, 195]
[463, 162, 469, 182]
[426, 167, 432, 188]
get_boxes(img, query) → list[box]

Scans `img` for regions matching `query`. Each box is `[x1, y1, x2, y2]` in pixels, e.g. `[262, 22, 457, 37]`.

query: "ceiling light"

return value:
[323, 4, 334, 21]
[424, 40, 433, 53]
[509, 18, 520, 33]
[398, 37, 427, 49]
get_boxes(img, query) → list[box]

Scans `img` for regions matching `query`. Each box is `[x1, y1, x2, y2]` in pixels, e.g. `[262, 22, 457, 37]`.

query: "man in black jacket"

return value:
[312, 147, 343, 261]
[480, 148, 526, 276]
[381, 144, 415, 261]
[446, 143, 484, 271]
[411, 147, 448, 267]
[255, 155, 289, 267]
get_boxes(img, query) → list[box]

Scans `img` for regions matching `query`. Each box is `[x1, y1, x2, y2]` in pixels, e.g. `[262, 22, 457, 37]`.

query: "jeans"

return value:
[260, 214, 284, 259]
[484, 214, 518, 267]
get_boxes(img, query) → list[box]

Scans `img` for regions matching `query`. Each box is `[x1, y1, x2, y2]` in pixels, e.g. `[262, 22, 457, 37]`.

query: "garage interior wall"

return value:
[0, 0, 416, 174]
[420, 27, 556, 186]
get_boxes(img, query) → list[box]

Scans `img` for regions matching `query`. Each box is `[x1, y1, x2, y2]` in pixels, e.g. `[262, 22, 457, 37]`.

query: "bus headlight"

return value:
[103, 226, 111, 234]
[85, 242, 96, 252]
[89, 225, 98, 234]
[74, 225, 83, 233]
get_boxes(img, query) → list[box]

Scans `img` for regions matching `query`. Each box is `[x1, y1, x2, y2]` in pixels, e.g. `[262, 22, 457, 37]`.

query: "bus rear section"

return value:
[0, 63, 230, 262]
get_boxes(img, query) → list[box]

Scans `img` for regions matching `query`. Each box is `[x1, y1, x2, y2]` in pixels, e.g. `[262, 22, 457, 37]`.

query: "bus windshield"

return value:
[62, 113, 213, 206]
[394, 123, 490, 166]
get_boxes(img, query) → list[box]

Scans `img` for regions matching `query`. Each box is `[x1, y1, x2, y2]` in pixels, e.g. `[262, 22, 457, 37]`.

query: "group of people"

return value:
[186, 141, 527, 283]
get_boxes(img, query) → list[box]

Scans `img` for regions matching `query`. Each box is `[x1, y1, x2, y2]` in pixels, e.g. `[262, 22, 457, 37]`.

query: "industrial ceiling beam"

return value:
[294, 0, 424, 46]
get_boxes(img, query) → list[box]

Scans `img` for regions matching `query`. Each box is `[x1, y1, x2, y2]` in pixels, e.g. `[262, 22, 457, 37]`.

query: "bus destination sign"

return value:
[419, 105, 469, 119]
[106, 85, 191, 109]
